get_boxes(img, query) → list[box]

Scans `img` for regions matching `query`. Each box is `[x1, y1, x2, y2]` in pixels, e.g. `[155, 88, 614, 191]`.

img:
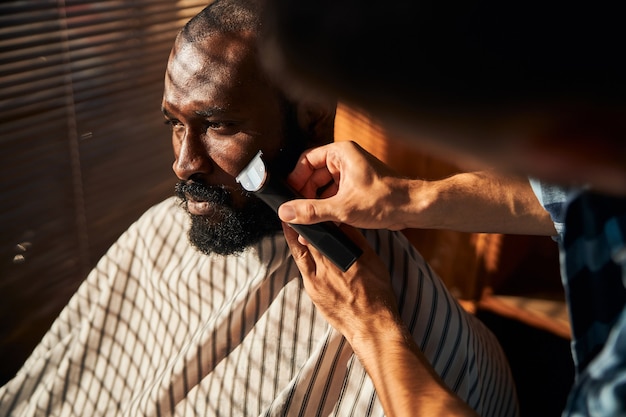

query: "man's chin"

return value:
[177, 194, 282, 255]
[188, 211, 224, 226]
[187, 216, 245, 255]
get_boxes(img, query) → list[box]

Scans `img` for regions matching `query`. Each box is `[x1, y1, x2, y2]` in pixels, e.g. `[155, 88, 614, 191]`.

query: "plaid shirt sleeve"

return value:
[530, 179, 626, 417]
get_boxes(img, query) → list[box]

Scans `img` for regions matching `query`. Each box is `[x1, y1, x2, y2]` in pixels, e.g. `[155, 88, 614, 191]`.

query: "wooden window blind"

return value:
[0, 0, 208, 383]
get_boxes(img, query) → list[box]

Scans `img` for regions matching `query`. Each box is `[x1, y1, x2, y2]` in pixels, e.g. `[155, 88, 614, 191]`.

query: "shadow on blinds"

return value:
[0, 0, 208, 384]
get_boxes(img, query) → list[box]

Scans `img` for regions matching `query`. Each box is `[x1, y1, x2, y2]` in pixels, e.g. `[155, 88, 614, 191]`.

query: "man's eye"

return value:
[206, 121, 237, 132]
[206, 121, 231, 129]
[164, 119, 183, 129]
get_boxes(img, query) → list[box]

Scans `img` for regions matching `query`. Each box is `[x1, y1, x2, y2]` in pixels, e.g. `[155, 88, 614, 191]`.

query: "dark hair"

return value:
[181, 0, 263, 43]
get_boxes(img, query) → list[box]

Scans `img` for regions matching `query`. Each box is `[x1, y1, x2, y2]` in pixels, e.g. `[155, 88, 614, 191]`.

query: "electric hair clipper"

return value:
[236, 150, 362, 272]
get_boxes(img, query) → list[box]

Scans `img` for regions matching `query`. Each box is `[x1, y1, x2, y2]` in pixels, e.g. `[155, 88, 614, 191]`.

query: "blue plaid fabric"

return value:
[531, 180, 626, 416]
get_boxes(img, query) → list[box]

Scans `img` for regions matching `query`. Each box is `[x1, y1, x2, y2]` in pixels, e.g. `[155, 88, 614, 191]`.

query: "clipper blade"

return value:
[236, 151, 267, 192]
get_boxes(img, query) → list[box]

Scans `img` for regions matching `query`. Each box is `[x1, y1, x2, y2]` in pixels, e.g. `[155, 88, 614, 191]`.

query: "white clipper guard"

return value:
[236, 150, 362, 272]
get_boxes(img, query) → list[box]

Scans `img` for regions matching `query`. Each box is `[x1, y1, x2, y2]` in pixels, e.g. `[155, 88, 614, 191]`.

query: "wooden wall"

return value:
[334, 102, 563, 304]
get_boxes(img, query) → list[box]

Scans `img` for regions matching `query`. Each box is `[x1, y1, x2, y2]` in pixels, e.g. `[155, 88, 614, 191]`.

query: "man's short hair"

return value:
[181, 0, 263, 42]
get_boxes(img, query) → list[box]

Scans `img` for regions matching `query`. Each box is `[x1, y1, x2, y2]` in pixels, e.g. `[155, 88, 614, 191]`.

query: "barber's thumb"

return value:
[278, 200, 332, 225]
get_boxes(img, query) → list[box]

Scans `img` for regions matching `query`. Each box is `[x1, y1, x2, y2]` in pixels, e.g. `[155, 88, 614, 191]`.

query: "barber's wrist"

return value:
[348, 308, 409, 357]
[393, 178, 437, 230]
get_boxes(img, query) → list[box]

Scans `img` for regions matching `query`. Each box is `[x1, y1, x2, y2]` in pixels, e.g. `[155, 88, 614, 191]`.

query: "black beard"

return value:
[175, 181, 281, 255]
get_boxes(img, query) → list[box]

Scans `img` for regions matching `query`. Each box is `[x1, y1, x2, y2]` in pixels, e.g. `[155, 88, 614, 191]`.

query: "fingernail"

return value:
[280, 205, 296, 222]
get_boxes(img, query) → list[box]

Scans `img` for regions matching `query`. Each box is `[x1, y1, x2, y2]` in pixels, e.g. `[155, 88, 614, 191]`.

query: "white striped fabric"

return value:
[0, 197, 519, 417]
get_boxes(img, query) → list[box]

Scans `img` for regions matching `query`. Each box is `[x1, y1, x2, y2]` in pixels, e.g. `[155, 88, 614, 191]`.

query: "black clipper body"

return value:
[236, 151, 362, 272]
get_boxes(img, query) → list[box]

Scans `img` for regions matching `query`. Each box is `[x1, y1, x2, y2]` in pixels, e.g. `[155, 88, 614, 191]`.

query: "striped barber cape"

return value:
[0, 197, 519, 417]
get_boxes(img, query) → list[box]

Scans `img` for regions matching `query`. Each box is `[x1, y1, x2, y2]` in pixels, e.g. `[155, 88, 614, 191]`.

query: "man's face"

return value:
[162, 32, 298, 255]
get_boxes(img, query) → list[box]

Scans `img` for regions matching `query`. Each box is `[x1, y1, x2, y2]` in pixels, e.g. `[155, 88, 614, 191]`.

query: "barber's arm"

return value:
[282, 223, 479, 417]
[279, 140, 556, 236]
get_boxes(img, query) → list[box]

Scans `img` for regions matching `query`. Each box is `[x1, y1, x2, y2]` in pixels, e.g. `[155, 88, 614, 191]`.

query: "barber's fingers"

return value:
[287, 146, 335, 193]
[283, 221, 369, 268]
[281, 223, 316, 276]
[287, 142, 357, 194]
[279, 197, 344, 225]
[287, 162, 334, 199]
[288, 221, 371, 266]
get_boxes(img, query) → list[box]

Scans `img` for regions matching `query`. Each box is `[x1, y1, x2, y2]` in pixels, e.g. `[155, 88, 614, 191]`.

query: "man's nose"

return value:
[172, 131, 213, 180]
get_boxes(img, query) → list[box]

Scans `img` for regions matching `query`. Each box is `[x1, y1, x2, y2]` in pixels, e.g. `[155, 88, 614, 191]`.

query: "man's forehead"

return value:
[172, 31, 256, 69]
[168, 33, 263, 92]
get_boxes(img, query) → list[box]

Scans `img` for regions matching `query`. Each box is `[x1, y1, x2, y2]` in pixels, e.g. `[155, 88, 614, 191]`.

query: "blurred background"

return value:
[0, 0, 208, 383]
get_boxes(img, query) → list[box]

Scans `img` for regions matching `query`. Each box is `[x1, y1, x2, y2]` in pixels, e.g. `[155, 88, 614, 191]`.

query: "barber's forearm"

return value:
[350, 318, 479, 417]
[394, 171, 556, 235]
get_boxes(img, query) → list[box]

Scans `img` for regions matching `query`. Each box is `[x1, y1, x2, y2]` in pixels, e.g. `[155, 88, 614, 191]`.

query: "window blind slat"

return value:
[0, 0, 208, 385]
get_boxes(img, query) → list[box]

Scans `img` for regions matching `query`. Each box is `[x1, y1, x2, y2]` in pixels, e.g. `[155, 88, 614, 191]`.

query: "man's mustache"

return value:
[174, 181, 232, 206]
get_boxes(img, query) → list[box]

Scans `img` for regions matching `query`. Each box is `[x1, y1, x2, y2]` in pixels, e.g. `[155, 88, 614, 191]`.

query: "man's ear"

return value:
[296, 100, 337, 147]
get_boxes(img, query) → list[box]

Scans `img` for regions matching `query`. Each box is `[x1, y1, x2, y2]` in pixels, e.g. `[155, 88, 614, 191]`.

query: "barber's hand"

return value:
[283, 222, 480, 417]
[278, 141, 410, 230]
[281, 222, 401, 343]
